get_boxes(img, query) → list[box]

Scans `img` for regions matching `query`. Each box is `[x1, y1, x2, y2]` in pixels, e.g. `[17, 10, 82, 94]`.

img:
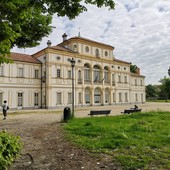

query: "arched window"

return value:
[85, 46, 89, 53]
[85, 87, 90, 104]
[84, 64, 91, 82]
[93, 65, 101, 82]
[94, 88, 101, 104]
[104, 66, 109, 83]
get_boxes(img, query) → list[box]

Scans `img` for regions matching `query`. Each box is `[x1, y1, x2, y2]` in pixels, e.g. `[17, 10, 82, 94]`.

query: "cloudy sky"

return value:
[12, 0, 170, 85]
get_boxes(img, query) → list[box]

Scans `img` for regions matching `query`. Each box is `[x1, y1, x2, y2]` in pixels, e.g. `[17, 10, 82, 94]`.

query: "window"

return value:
[118, 75, 121, 82]
[124, 76, 127, 83]
[119, 93, 122, 102]
[18, 68, 24, 77]
[84, 64, 91, 82]
[113, 93, 115, 102]
[57, 92, 62, 104]
[34, 93, 39, 106]
[95, 49, 100, 57]
[105, 51, 108, 57]
[93, 65, 100, 82]
[85, 46, 89, 53]
[57, 69, 61, 78]
[105, 89, 109, 103]
[78, 93, 82, 104]
[85, 88, 90, 104]
[135, 93, 138, 102]
[140, 80, 143, 86]
[0, 66, 3, 76]
[35, 70, 39, 79]
[135, 79, 137, 85]
[73, 44, 77, 51]
[18, 93, 23, 107]
[104, 67, 109, 83]
[68, 70, 71, 79]
[68, 92, 72, 104]
[125, 93, 128, 102]
[78, 70, 81, 80]
[0, 92, 2, 106]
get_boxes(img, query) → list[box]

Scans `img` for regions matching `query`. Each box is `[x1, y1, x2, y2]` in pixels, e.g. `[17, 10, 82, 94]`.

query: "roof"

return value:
[59, 36, 115, 49]
[114, 58, 131, 65]
[49, 45, 77, 53]
[11, 52, 41, 64]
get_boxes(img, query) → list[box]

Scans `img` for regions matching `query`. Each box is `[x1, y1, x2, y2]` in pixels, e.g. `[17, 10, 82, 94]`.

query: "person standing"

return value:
[2, 100, 9, 120]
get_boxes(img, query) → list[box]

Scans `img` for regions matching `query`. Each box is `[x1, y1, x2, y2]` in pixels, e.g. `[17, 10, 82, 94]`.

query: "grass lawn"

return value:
[63, 111, 170, 170]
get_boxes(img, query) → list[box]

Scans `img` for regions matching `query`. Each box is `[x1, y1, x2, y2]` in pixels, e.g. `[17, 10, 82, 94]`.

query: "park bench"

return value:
[121, 108, 142, 114]
[88, 110, 111, 116]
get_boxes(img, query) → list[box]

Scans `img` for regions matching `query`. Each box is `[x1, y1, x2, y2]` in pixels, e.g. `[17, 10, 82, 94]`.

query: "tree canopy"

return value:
[130, 64, 138, 73]
[0, 0, 115, 64]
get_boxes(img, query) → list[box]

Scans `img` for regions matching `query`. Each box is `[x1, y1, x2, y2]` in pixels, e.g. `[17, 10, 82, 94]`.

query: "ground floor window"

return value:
[125, 93, 128, 102]
[68, 92, 72, 104]
[57, 92, 62, 104]
[85, 88, 90, 104]
[78, 92, 82, 104]
[135, 93, 138, 102]
[18, 93, 23, 107]
[0, 92, 2, 106]
[113, 93, 115, 102]
[94, 88, 101, 104]
[105, 89, 109, 103]
[34, 93, 39, 106]
[119, 93, 122, 102]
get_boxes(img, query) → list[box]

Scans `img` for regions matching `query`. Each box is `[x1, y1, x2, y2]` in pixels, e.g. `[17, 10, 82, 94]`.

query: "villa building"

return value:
[0, 34, 145, 110]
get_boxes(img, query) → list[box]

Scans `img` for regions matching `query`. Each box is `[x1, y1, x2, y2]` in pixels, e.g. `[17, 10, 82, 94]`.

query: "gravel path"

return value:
[0, 102, 170, 170]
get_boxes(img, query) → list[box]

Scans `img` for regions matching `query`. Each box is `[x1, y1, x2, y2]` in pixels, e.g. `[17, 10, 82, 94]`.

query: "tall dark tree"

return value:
[145, 84, 158, 100]
[0, 0, 115, 64]
[130, 64, 138, 73]
[159, 77, 170, 100]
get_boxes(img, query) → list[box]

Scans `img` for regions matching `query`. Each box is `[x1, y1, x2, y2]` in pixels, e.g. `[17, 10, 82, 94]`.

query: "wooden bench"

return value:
[121, 108, 142, 114]
[88, 110, 111, 116]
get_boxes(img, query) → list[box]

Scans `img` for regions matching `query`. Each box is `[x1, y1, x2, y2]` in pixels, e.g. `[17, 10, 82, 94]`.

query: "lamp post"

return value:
[70, 58, 76, 118]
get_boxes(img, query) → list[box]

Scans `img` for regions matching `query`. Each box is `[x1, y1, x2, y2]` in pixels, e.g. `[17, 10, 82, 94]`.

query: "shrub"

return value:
[0, 130, 22, 170]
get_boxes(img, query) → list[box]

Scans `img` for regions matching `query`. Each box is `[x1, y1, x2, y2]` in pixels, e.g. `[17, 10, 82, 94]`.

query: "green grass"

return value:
[63, 111, 170, 170]
[147, 99, 170, 102]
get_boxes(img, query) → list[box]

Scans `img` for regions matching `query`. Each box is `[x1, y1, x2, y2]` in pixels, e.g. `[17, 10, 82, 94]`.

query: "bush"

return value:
[0, 130, 22, 170]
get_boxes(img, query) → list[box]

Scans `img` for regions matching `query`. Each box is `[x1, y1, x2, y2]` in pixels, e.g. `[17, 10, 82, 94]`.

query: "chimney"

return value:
[62, 33, 67, 41]
[47, 40, 52, 47]
[136, 68, 140, 75]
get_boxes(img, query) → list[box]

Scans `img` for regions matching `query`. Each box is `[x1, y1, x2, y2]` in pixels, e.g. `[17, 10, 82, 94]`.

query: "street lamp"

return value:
[70, 58, 76, 118]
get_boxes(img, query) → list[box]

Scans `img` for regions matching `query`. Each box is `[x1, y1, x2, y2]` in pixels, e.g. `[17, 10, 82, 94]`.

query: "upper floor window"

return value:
[135, 79, 137, 85]
[104, 67, 109, 83]
[0, 66, 3, 76]
[57, 69, 61, 78]
[95, 49, 100, 57]
[18, 68, 24, 77]
[84, 64, 91, 81]
[35, 70, 39, 79]
[73, 44, 77, 51]
[124, 76, 127, 83]
[68, 70, 71, 79]
[140, 80, 143, 86]
[78, 70, 81, 80]
[105, 51, 108, 57]
[85, 46, 89, 53]
[118, 75, 121, 82]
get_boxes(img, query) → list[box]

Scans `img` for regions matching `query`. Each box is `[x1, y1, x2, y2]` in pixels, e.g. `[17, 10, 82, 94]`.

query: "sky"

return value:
[12, 0, 170, 85]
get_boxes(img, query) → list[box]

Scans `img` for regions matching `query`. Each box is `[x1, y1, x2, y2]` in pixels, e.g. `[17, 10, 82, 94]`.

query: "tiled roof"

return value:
[49, 45, 76, 53]
[11, 52, 41, 64]
[114, 58, 131, 64]
[59, 36, 114, 49]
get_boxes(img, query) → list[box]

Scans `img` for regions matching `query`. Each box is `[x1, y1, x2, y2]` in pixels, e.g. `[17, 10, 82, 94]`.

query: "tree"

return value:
[0, 0, 115, 64]
[159, 77, 170, 100]
[145, 84, 158, 100]
[130, 64, 138, 73]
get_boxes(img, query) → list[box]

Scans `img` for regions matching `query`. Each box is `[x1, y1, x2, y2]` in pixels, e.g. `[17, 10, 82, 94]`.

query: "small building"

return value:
[0, 34, 145, 110]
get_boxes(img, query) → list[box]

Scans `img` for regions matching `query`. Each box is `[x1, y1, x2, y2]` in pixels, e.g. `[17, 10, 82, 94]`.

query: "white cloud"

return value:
[11, 0, 170, 85]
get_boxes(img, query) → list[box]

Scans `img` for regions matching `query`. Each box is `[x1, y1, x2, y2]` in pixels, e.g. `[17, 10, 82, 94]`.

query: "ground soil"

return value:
[1, 102, 170, 170]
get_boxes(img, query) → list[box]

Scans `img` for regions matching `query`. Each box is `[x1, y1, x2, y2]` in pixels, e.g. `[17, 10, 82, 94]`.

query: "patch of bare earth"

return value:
[0, 114, 119, 170]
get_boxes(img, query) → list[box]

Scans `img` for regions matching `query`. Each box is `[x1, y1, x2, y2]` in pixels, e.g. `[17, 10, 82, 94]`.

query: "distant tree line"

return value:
[146, 77, 170, 100]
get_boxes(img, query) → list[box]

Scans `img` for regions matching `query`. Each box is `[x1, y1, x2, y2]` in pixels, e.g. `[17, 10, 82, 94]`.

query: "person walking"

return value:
[2, 100, 9, 120]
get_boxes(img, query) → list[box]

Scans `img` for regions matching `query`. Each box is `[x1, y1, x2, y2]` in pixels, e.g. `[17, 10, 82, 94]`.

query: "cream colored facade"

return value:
[0, 35, 145, 110]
